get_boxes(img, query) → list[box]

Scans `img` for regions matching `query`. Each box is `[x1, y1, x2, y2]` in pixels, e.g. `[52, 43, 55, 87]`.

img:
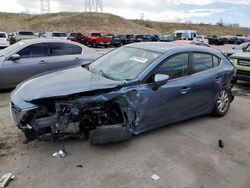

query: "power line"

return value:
[84, 0, 103, 12]
[40, 0, 51, 14]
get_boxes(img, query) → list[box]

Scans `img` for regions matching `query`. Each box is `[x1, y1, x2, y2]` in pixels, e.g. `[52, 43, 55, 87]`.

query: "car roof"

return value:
[18, 39, 84, 46]
[126, 42, 219, 54]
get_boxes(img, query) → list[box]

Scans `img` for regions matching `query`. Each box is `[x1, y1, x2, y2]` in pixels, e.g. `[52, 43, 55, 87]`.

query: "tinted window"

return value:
[17, 43, 48, 58]
[70, 33, 77, 37]
[19, 31, 34, 36]
[0, 33, 6, 38]
[72, 45, 82, 54]
[193, 53, 213, 73]
[50, 43, 82, 56]
[52, 33, 67, 37]
[155, 53, 189, 79]
[76, 33, 84, 37]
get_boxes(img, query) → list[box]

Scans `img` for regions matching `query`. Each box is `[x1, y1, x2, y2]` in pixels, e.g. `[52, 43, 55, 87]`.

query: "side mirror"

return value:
[10, 54, 20, 61]
[153, 74, 169, 86]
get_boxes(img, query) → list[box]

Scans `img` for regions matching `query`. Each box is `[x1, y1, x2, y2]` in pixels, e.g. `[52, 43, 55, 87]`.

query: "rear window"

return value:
[91, 33, 101, 37]
[19, 31, 34, 36]
[0, 33, 6, 38]
[52, 33, 67, 37]
[193, 53, 220, 73]
[50, 43, 82, 56]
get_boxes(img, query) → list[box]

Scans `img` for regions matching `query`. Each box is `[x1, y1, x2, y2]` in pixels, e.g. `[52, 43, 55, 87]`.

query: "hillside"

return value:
[0, 12, 249, 36]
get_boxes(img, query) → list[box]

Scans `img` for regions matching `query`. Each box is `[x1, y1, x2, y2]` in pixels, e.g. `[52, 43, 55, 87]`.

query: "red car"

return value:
[67, 32, 85, 44]
[84, 33, 112, 48]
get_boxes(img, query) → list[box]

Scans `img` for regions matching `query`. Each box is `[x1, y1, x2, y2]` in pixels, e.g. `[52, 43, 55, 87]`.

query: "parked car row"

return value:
[4, 30, 250, 50]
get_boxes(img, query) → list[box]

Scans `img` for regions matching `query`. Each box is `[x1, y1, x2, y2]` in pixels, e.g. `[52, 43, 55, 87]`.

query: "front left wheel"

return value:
[213, 88, 231, 117]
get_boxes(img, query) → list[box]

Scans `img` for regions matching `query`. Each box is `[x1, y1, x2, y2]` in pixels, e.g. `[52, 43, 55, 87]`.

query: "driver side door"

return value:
[2, 43, 50, 88]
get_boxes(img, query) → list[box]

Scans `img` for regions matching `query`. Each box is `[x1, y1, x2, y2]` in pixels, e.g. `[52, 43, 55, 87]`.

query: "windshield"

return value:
[91, 33, 101, 37]
[0, 33, 6, 38]
[0, 41, 25, 57]
[52, 33, 67, 37]
[19, 31, 34, 36]
[89, 47, 161, 80]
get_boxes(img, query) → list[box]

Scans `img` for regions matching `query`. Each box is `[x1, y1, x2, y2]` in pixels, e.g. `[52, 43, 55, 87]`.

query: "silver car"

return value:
[0, 39, 100, 89]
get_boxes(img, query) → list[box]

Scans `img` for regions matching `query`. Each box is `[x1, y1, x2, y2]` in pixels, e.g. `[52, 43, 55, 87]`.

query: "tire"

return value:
[92, 41, 97, 48]
[89, 125, 132, 145]
[212, 88, 231, 117]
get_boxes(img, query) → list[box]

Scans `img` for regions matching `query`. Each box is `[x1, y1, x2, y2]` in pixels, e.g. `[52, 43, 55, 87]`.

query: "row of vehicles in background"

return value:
[5, 30, 250, 49]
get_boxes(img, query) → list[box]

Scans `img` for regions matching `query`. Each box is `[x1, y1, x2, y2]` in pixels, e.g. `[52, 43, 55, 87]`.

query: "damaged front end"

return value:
[11, 88, 139, 143]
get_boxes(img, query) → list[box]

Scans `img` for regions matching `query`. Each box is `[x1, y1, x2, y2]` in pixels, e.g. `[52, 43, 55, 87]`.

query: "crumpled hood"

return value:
[11, 66, 125, 102]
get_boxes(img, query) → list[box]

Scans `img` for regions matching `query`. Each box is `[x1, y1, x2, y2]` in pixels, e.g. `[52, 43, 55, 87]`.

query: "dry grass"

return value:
[0, 12, 249, 36]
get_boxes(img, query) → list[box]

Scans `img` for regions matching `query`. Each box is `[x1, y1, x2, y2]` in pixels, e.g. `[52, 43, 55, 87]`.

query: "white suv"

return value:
[0, 32, 9, 48]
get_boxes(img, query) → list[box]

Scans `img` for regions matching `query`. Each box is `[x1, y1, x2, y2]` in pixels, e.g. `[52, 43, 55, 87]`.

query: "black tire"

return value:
[212, 88, 231, 117]
[89, 125, 132, 145]
[92, 41, 97, 48]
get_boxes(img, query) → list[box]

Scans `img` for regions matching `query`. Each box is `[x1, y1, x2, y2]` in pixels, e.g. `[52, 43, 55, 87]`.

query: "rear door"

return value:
[49, 42, 83, 70]
[187, 52, 222, 114]
[2, 43, 50, 87]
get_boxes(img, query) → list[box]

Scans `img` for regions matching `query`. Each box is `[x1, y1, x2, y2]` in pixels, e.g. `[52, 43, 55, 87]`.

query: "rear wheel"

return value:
[213, 88, 231, 117]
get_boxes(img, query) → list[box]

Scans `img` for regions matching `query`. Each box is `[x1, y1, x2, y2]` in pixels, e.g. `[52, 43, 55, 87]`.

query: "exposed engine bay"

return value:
[13, 89, 139, 143]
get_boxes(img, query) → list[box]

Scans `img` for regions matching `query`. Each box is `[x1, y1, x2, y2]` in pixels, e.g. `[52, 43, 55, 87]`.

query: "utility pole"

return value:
[84, 0, 103, 12]
[40, 0, 51, 14]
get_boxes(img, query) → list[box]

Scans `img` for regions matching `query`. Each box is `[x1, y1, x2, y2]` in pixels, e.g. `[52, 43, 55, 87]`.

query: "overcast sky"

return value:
[0, 0, 250, 27]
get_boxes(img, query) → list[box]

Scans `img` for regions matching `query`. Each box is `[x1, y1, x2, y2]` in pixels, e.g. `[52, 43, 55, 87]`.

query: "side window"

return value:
[51, 43, 73, 56]
[213, 56, 220, 67]
[72, 45, 82, 54]
[17, 43, 48, 58]
[193, 53, 220, 73]
[154, 53, 189, 80]
[193, 53, 213, 73]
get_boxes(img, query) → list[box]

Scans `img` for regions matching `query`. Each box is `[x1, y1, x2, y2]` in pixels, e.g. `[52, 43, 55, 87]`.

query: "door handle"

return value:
[180, 87, 191, 95]
[39, 60, 48, 64]
[74, 57, 80, 60]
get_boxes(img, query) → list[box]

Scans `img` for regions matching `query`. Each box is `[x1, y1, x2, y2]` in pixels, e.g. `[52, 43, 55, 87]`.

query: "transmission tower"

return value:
[40, 0, 51, 14]
[84, 0, 103, 12]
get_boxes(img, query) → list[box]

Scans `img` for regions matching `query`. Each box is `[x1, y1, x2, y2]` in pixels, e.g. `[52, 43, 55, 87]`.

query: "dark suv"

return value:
[68, 32, 85, 44]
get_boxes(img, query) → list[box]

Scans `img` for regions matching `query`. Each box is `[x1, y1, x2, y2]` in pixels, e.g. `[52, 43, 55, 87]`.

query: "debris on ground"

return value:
[151, 174, 160, 181]
[218, 139, 224, 148]
[0, 173, 15, 188]
[76, 165, 83, 168]
[52, 150, 66, 159]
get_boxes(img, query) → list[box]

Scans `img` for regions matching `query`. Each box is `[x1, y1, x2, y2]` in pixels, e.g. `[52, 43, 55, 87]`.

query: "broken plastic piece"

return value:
[52, 150, 66, 159]
[151, 174, 160, 181]
[0, 173, 15, 188]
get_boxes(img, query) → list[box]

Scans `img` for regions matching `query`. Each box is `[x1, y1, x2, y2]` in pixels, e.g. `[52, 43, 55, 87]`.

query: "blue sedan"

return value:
[10, 42, 235, 144]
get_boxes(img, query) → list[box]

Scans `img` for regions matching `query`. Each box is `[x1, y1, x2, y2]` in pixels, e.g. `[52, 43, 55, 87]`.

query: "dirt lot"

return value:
[0, 46, 250, 188]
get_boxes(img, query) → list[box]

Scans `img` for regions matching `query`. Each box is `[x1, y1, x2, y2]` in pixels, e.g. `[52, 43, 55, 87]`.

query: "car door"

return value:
[49, 42, 83, 70]
[135, 53, 200, 132]
[1, 43, 50, 88]
[187, 52, 222, 114]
